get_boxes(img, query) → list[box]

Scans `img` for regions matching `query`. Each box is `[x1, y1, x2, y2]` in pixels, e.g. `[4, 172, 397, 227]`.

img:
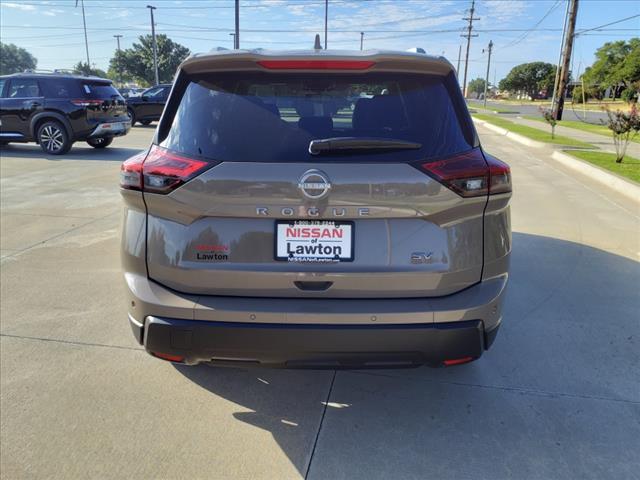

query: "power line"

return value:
[575, 13, 640, 35]
[499, 0, 561, 50]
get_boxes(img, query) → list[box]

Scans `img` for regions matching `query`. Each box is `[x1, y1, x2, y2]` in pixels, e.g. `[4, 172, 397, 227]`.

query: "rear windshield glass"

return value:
[160, 72, 475, 163]
[82, 82, 120, 99]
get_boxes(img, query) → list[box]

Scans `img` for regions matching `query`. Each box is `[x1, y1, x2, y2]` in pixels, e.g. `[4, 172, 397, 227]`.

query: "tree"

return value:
[108, 35, 190, 86]
[0, 42, 37, 75]
[582, 38, 640, 99]
[604, 105, 640, 163]
[467, 78, 487, 96]
[72, 61, 108, 78]
[498, 62, 556, 99]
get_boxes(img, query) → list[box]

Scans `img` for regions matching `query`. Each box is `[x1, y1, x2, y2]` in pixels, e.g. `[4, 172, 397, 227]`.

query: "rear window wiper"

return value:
[309, 137, 422, 155]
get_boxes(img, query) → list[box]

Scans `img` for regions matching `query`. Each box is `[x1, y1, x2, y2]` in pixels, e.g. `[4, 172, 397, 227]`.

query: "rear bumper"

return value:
[126, 273, 507, 368]
[137, 316, 499, 368]
[88, 120, 131, 138]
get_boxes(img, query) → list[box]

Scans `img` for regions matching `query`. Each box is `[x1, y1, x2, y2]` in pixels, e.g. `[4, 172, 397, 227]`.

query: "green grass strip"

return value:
[473, 113, 596, 148]
[524, 115, 640, 144]
[563, 150, 640, 184]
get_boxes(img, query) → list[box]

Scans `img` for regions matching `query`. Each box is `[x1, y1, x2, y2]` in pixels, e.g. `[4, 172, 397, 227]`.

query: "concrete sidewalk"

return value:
[509, 115, 640, 158]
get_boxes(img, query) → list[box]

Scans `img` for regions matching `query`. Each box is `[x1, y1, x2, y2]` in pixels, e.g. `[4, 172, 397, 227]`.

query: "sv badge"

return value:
[411, 252, 433, 264]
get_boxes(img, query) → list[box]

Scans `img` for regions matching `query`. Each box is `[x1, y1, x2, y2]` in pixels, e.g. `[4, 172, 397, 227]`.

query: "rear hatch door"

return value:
[143, 61, 487, 299]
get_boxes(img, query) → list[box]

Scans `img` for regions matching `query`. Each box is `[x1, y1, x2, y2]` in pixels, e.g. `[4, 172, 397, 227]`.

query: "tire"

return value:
[140, 120, 152, 126]
[86, 137, 113, 149]
[37, 120, 72, 155]
[127, 108, 136, 126]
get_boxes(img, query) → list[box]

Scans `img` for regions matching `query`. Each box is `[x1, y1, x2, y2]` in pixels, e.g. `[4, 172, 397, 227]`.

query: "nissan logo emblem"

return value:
[298, 169, 331, 200]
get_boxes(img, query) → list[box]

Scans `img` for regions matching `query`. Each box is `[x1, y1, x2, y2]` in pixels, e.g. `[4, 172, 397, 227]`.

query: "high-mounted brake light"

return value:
[257, 60, 375, 70]
[419, 149, 511, 197]
[119, 145, 210, 194]
[71, 99, 103, 106]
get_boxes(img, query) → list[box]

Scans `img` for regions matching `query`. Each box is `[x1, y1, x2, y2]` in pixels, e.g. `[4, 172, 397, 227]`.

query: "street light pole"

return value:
[234, 0, 240, 49]
[114, 34, 123, 85]
[360, 31, 364, 50]
[76, 0, 90, 67]
[483, 40, 493, 108]
[147, 5, 159, 85]
[324, 0, 328, 49]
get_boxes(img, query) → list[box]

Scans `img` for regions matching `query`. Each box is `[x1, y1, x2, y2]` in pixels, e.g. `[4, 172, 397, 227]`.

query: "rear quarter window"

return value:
[160, 71, 475, 163]
[41, 78, 82, 98]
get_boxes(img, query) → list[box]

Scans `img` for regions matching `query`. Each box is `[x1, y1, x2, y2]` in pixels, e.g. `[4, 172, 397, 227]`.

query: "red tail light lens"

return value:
[419, 149, 511, 197]
[485, 153, 512, 195]
[257, 60, 375, 70]
[71, 99, 104, 106]
[120, 151, 145, 190]
[119, 145, 210, 194]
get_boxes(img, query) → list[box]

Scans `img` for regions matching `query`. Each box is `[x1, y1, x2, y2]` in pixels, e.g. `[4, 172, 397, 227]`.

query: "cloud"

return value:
[43, 10, 56, 16]
[1, 2, 36, 11]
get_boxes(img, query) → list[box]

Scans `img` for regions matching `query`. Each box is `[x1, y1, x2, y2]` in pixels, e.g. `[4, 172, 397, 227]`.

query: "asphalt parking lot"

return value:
[1, 124, 639, 480]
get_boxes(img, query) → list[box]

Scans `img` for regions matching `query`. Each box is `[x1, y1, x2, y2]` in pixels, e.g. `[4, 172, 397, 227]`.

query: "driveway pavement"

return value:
[1, 124, 639, 479]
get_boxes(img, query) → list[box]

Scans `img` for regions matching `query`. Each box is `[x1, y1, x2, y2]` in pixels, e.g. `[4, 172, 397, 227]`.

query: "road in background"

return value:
[468, 99, 610, 124]
[1, 124, 639, 479]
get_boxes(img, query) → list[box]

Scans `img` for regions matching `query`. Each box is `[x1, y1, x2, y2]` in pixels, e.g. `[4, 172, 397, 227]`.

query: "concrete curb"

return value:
[550, 151, 640, 203]
[473, 118, 546, 149]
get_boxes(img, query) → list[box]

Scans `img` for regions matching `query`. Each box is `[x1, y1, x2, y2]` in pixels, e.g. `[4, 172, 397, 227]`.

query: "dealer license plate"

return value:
[275, 220, 354, 262]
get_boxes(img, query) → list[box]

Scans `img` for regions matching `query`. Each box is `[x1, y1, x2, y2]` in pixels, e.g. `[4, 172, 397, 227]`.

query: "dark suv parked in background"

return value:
[125, 84, 171, 126]
[0, 72, 130, 155]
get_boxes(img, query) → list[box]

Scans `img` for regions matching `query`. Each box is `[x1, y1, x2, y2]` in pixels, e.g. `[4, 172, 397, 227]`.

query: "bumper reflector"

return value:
[443, 356, 474, 366]
[152, 352, 185, 363]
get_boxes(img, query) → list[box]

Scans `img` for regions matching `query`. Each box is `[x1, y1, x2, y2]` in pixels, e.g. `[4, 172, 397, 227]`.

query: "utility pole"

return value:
[76, 0, 90, 67]
[230, 33, 236, 48]
[114, 34, 123, 85]
[147, 5, 159, 85]
[461, 0, 479, 97]
[550, 0, 571, 119]
[324, 0, 328, 49]
[360, 31, 364, 51]
[234, 0, 240, 49]
[483, 40, 493, 108]
[553, 0, 578, 120]
[456, 44, 462, 76]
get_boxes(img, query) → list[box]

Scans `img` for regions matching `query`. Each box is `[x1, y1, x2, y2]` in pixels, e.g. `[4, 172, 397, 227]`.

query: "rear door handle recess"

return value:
[294, 281, 333, 291]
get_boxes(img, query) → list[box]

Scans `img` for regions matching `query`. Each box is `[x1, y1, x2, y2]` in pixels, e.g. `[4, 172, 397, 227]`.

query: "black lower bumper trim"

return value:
[143, 317, 491, 368]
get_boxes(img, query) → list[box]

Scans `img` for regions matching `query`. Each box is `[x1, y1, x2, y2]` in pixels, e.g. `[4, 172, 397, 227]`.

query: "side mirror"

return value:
[142, 95, 149, 102]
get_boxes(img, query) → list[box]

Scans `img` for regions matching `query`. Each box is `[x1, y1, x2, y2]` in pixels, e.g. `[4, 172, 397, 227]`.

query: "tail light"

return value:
[419, 148, 511, 197]
[257, 60, 375, 70]
[71, 99, 104, 106]
[119, 145, 210, 194]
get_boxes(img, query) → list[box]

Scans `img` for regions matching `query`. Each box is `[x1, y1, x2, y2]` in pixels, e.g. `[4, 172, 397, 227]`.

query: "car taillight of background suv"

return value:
[120, 50, 512, 369]
[0, 72, 130, 155]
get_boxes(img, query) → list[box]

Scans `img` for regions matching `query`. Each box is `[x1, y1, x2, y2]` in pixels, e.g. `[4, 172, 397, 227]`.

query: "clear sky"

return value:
[1, 0, 638, 84]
